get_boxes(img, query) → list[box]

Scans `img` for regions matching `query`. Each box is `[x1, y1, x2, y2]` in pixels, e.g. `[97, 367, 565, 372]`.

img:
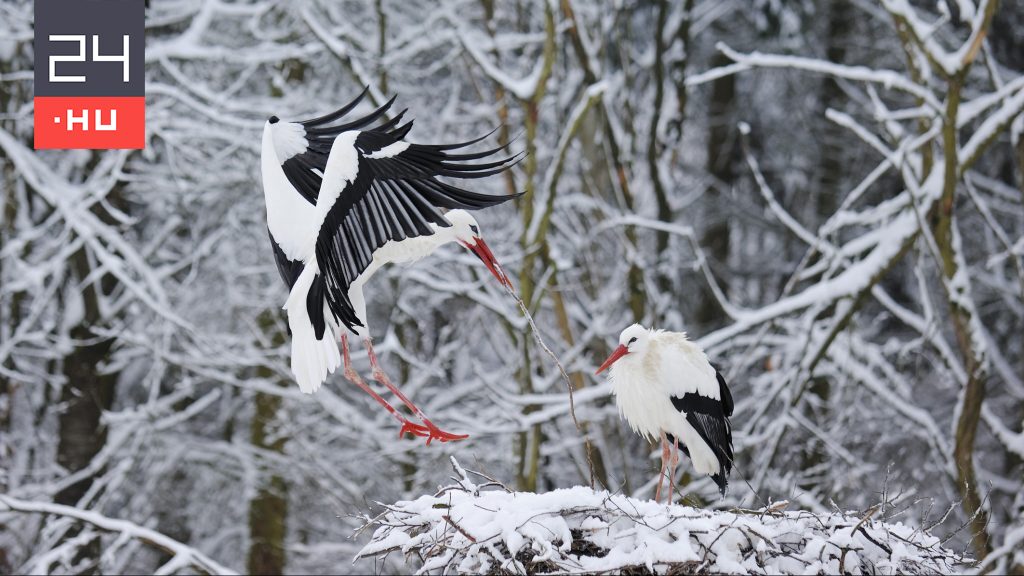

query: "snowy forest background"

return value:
[1, 0, 1023, 573]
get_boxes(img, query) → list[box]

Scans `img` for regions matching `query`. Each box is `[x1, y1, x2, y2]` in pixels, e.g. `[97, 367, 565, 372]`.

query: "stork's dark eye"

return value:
[269, 115, 280, 124]
[469, 224, 479, 234]
[628, 337, 637, 345]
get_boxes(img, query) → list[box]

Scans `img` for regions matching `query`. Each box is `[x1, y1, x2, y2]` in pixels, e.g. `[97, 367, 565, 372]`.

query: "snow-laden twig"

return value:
[688, 43, 942, 111]
[0, 495, 238, 575]
[300, 6, 389, 107]
[458, 27, 547, 101]
[880, 0, 995, 77]
[959, 85, 1024, 174]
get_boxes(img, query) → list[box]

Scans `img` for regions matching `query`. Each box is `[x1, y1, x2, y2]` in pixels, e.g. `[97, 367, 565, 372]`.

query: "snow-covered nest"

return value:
[356, 459, 972, 575]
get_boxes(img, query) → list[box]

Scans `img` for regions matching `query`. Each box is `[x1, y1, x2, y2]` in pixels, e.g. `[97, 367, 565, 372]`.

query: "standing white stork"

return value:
[261, 89, 519, 444]
[596, 324, 734, 502]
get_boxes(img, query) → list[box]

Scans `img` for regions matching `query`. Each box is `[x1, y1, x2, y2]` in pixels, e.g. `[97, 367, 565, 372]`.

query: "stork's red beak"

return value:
[596, 344, 629, 375]
[465, 237, 514, 290]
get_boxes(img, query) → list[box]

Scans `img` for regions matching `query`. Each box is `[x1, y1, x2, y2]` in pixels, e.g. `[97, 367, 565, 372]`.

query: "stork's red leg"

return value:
[668, 437, 680, 505]
[364, 338, 469, 445]
[657, 431, 670, 503]
[341, 335, 430, 440]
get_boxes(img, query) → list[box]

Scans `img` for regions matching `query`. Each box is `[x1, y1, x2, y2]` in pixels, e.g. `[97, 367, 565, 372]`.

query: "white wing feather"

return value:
[652, 332, 720, 400]
[261, 123, 319, 261]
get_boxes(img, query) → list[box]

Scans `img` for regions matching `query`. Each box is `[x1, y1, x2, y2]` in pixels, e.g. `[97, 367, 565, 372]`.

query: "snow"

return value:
[459, 27, 549, 101]
[0, 38, 16, 61]
[957, 75, 1024, 128]
[0, 495, 237, 575]
[532, 80, 607, 241]
[0, 131, 193, 334]
[298, 6, 389, 105]
[959, 84, 1024, 171]
[879, 0, 994, 76]
[357, 459, 971, 574]
[689, 43, 941, 111]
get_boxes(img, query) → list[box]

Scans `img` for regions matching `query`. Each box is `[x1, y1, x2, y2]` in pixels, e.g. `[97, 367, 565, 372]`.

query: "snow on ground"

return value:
[356, 458, 971, 575]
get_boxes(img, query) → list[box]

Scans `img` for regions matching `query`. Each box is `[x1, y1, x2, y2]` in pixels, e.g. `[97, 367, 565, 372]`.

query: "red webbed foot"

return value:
[398, 419, 431, 439]
[420, 419, 469, 445]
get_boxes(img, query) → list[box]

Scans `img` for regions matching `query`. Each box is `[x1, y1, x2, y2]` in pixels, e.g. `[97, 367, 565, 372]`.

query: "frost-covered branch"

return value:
[0, 496, 238, 575]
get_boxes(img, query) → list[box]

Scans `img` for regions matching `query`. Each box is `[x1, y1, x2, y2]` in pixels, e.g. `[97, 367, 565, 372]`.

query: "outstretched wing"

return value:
[309, 121, 521, 336]
[276, 87, 402, 205]
[267, 88, 402, 289]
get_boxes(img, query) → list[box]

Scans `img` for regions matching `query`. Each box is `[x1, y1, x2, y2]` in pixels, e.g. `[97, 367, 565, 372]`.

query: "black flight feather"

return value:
[269, 228, 304, 289]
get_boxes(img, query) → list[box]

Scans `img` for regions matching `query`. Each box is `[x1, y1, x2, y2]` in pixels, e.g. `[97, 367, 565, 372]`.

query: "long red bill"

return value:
[595, 344, 629, 375]
[468, 237, 514, 290]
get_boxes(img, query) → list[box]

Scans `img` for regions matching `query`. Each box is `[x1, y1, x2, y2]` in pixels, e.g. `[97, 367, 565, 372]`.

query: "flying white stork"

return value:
[596, 324, 734, 502]
[261, 89, 519, 444]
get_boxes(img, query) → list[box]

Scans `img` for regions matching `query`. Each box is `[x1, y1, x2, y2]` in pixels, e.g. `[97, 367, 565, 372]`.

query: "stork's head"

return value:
[596, 323, 650, 374]
[446, 209, 514, 290]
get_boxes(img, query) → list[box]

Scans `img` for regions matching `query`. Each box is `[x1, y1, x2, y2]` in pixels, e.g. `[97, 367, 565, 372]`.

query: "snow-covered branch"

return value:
[688, 43, 941, 110]
[0, 496, 238, 575]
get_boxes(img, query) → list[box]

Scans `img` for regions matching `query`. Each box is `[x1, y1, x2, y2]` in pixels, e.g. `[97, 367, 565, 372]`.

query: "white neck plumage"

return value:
[428, 221, 463, 247]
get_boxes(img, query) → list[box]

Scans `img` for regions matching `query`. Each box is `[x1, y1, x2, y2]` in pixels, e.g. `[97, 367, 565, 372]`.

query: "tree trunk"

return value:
[55, 237, 120, 571]
[799, 0, 850, 493]
[247, 311, 289, 575]
[933, 73, 991, 560]
[55, 326, 116, 507]
[697, 52, 737, 329]
[246, 414, 288, 575]
[648, 0, 672, 256]
[561, 0, 646, 321]
[247, 394, 288, 575]
[511, 0, 556, 492]
[516, 97, 542, 492]
[56, 158, 128, 490]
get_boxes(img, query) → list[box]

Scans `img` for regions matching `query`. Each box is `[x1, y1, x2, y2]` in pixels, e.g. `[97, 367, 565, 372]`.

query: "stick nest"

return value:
[356, 458, 971, 575]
